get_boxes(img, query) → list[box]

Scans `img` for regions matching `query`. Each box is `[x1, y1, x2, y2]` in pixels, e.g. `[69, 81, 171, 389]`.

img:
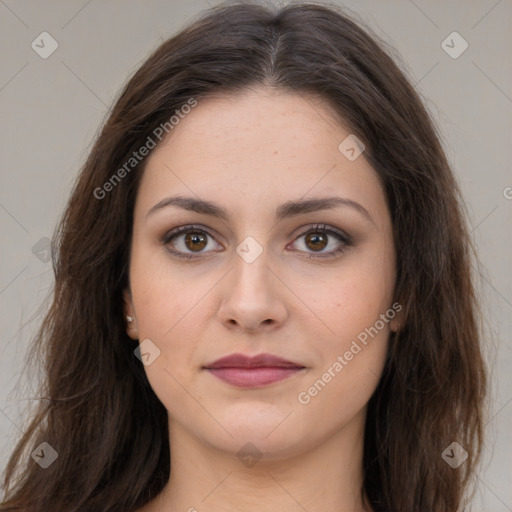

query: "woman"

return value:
[0, 1, 486, 511]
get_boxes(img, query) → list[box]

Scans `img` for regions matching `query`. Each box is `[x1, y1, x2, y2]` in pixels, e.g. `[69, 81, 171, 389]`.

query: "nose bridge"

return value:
[218, 238, 287, 331]
[231, 241, 274, 303]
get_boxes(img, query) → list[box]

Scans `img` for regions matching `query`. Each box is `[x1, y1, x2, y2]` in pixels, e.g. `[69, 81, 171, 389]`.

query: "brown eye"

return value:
[304, 232, 328, 252]
[184, 231, 208, 252]
[289, 224, 353, 260]
[162, 225, 220, 259]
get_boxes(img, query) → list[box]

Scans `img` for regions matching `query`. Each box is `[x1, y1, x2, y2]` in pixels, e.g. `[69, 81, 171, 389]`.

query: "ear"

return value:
[123, 288, 139, 340]
[389, 301, 404, 333]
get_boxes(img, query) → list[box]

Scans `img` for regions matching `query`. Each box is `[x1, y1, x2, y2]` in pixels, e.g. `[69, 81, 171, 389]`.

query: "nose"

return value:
[217, 250, 288, 333]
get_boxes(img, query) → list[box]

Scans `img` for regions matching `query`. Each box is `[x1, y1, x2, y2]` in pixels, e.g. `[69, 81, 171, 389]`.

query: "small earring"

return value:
[126, 315, 134, 323]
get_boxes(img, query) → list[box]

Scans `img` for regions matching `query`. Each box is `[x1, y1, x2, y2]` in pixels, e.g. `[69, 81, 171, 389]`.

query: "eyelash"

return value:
[160, 224, 354, 260]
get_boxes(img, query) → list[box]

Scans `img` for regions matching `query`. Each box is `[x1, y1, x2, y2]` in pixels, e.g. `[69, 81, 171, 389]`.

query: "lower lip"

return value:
[205, 367, 304, 388]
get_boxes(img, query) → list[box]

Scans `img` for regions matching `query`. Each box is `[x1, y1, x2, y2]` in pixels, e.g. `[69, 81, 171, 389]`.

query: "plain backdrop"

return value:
[0, 0, 511, 509]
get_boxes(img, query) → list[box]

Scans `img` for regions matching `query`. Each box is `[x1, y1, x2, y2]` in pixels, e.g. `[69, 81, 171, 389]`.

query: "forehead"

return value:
[136, 88, 388, 226]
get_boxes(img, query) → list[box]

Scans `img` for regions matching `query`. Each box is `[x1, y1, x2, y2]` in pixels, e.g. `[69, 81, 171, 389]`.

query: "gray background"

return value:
[0, 0, 510, 509]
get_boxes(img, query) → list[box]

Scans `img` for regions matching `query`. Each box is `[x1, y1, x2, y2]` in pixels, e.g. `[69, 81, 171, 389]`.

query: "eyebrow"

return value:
[146, 195, 375, 225]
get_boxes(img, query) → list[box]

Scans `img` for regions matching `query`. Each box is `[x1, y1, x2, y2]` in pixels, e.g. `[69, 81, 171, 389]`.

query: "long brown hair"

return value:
[0, 2, 486, 510]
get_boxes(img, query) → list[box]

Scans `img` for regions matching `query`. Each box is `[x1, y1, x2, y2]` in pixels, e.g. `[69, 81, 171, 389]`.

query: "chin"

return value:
[205, 412, 309, 453]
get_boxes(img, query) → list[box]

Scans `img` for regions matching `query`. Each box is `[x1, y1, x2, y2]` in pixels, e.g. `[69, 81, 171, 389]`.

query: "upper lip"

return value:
[203, 353, 305, 369]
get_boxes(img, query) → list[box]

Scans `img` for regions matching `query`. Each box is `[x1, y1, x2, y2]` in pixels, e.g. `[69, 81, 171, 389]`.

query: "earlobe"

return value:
[389, 306, 404, 333]
[123, 289, 139, 340]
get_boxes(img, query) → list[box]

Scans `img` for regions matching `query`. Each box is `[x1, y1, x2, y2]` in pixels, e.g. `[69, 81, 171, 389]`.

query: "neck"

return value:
[145, 408, 372, 512]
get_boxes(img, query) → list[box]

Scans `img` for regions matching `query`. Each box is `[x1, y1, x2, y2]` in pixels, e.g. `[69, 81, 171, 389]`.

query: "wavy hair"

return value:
[0, 2, 486, 511]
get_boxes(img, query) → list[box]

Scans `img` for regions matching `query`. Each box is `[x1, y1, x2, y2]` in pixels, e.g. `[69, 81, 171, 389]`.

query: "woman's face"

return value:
[124, 87, 398, 460]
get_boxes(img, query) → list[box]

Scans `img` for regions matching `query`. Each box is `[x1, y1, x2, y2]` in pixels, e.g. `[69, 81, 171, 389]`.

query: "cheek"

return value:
[295, 295, 391, 426]
[306, 258, 395, 341]
[127, 251, 202, 386]
[295, 342, 386, 434]
[129, 241, 209, 339]
[130, 279, 206, 418]
[296, 257, 394, 421]
[131, 280, 204, 375]
[297, 253, 394, 393]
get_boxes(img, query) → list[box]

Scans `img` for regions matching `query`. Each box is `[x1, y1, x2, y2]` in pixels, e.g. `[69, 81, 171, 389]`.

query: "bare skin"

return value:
[125, 87, 398, 512]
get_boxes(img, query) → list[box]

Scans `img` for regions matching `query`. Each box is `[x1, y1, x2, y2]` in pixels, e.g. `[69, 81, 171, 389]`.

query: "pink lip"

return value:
[203, 353, 306, 388]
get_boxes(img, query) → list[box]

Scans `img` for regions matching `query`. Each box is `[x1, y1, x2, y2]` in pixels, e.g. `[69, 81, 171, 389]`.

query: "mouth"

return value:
[202, 353, 306, 388]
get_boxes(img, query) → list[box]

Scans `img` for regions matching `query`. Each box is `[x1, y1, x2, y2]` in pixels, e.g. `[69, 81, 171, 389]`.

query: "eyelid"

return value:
[293, 223, 353, 244]
[161, 224, 217, 243]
